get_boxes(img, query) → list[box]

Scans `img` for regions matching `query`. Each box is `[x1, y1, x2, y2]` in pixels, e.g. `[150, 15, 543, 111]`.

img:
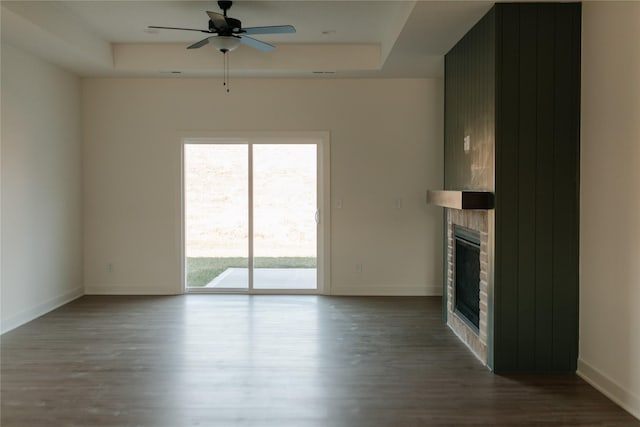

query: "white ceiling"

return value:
[1, 0, 494, 78]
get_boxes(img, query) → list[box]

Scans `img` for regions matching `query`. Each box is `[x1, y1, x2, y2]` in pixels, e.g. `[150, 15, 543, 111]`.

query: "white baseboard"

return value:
[84, 283, 182, 295]
[331, 284, 442, 296]
[1, 287, 84, 334]
[577, 358, 640, 420]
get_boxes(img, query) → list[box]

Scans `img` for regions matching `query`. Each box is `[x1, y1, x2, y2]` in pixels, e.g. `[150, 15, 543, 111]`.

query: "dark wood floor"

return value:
[1, 296, 638, 426]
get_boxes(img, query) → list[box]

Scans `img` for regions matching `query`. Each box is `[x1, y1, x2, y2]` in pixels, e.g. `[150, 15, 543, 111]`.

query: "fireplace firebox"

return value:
[454, 225, 481, 331]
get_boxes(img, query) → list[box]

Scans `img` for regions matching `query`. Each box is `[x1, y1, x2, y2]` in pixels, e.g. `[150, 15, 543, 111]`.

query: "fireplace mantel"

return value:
[427, 190, 494, 210]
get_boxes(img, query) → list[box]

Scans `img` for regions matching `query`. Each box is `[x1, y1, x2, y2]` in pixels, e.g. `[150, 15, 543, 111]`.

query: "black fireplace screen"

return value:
[454, 226, 480, 330]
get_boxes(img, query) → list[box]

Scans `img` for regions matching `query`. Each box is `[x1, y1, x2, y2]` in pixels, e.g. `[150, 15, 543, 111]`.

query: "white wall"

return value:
[579, 2, 640, 419]
[1, 42, 84, 333]
[82, 78, 443, 295]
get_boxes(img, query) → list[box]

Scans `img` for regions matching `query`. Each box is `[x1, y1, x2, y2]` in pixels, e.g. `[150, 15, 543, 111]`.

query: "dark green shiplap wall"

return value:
[444, 9, 495, 192]
[494, 2, 581, 373]
[443, 7, 496, 365]
[444, 3, 581, 373]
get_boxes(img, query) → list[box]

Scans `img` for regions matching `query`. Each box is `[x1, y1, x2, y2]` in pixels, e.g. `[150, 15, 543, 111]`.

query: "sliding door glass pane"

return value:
[253, 144, 317, 290]
[184, 144, 248, 289]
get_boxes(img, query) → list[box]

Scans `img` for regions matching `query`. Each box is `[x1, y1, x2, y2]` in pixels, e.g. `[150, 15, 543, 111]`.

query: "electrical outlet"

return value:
[463, 135, 471, 153]
[355, 263, 363, 273]
[107, 263, 114, 273]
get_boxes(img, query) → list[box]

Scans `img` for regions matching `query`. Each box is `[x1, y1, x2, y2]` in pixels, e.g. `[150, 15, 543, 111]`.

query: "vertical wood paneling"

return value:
[517, 4, 538, 370]
[493, 3, 580, 373]
[551, 3, 580, 372]
[534, 4, 556, 370]
[495, 3, 520, 371]
[445, 2, 580, 373]
[494, 4, 580, 372]
[444, 9, 495, 327]
[444, 10, 495, 192]
[568, 4, 580, 372]
[491, 7, 502, 372]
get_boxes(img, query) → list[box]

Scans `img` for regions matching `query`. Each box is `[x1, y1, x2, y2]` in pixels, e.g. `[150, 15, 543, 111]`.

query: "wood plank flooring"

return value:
[1, 295, 638, 426]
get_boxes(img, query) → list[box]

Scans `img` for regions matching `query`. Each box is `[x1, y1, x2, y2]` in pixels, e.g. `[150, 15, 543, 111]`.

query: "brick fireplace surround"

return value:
[446, 208, 490, 365]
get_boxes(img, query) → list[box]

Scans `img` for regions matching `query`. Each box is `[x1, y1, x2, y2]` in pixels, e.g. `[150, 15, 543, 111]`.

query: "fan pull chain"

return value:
[223, 51, 230, 93]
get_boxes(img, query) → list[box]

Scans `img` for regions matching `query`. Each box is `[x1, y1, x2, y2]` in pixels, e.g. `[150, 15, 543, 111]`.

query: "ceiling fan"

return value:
[148, 0, 296, 53]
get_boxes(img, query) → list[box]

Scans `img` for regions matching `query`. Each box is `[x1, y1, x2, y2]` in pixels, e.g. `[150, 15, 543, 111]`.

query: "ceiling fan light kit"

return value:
[209, 36, 242, 53]
[148, 0, 295, 92]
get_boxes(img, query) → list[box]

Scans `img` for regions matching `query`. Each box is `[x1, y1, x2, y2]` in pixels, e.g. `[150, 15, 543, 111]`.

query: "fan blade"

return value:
[148, 25, 211, 34]
[187, 37, 211, 49]
[206, 11, 229, 31]
[240, 35, 275, 52]
[242, 25, 296, 35]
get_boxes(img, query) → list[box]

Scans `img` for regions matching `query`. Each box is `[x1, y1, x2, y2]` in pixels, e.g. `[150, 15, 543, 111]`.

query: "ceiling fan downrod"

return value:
[218, 1, 233, 17]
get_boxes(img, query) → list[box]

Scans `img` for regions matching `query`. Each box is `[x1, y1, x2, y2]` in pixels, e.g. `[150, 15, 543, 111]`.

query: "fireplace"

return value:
[454, 226, 481, 331]
[445, 209, 490, 365]
[428, 191, 492, 365]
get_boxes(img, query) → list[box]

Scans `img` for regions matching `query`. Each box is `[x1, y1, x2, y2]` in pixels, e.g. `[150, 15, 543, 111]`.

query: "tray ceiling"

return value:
[1, 1, 493, 78]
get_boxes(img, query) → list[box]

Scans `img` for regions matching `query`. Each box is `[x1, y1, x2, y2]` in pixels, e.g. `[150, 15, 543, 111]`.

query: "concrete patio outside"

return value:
[205, 267, 316, 289]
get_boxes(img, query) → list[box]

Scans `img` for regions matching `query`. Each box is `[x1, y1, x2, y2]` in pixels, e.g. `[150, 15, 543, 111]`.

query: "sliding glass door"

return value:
[184, 140, 319, 292]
